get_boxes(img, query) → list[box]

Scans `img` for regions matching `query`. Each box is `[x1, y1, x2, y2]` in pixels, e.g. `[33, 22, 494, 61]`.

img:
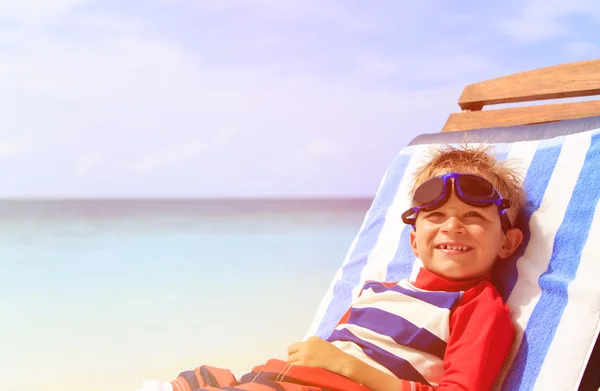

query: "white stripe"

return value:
[334, 323, 444, 386]
[494, 131, 592, 389]
[173, 379, 185, 391]
[353, 287, 451, 342]
[505, 138, 538, 185]
[533, 197, 600, 391]
[356, 145, 430, 290]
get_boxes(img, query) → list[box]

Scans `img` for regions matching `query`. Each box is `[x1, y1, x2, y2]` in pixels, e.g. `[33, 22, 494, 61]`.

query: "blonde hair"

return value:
[410, 144, 526, 224]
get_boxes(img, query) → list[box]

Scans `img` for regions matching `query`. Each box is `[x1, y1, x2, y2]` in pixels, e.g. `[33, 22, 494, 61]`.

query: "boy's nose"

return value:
[440, 216, 466, 234]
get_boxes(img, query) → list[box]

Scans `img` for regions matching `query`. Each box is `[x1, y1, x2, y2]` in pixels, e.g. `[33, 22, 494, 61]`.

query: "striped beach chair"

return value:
[305, 116, 600, 391]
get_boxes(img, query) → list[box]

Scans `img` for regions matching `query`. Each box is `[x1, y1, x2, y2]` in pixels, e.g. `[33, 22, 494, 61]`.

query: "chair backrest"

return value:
[305, 116, 600, 391]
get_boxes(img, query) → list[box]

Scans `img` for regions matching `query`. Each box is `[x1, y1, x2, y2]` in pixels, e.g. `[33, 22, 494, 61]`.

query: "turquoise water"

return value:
[0, 199, 370, 391]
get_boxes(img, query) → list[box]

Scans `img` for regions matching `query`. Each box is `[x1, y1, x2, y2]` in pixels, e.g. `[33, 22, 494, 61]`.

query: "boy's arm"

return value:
[436, 284, 515, 391]
[289, 336, 406, 391]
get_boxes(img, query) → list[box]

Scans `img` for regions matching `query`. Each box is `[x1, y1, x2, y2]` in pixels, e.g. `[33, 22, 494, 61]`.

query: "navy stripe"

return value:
[315, 152, 413, 338]
[328, 328, 431, 385]
[492, 139, 563, 301]
[179, 370, 200, 389]
[199, 366, 219, 387]
[341, 306, 447, 358]
[237, 369, 295, 387]
[238, 369, 260, 383]
[363, 281, 462, 310]
[502, 132, 600, 390]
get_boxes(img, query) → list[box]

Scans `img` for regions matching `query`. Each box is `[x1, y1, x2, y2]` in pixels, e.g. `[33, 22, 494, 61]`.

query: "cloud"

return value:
[128, 142, 207, 175]
[0, 134, 41, 159]
[0, 0, 86, 26]
[0, 141, 24, 157]
[305, 140, 333, 157]
[0, 0, 517, 197]
[0, 3, 471, 191]
[73, 154, 102, 177]
[498, 0, 600, 43]
[355, 52, 498, 86]
[273, 140, 337, 175]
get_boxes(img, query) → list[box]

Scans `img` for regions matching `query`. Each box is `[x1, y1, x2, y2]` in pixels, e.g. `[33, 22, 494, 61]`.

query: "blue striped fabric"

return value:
[345, 306, 447, 358]
[502, 132, 600, 391]
[306, 125, 600, 391]
[327, 328, 431, 384]
[492, 139, 562, 302]
[363, 281, 461, 310]
[385, 225, 416, 281]
[326, 279, 461, 386]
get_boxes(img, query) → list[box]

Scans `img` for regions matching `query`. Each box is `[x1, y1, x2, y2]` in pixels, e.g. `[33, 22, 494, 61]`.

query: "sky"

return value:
[1, 0, 599, 198]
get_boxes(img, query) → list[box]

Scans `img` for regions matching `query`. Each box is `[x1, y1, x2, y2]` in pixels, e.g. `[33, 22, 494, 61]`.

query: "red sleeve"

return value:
[437, 281, 514, 390]
[398, 281, 514, 391]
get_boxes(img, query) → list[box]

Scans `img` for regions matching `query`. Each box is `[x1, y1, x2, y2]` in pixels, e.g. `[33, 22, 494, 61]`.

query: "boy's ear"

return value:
[498, 228, 524, 259]
[410, 229, 419, 258]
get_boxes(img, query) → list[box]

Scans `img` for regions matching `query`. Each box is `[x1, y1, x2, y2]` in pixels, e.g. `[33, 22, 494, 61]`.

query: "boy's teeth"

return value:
[438, 245, 469, 251]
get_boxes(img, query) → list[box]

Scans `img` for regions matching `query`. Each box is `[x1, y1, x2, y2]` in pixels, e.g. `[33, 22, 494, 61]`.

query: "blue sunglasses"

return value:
[401, 172, 513, 234]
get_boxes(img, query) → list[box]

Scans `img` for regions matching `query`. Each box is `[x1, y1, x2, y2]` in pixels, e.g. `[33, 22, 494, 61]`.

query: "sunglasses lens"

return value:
[457, 175, 495, 200]
[414, 177, 444, 205]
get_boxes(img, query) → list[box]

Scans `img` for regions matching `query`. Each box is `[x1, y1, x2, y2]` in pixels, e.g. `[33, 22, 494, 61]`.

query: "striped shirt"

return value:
[326, 268, 514, 390]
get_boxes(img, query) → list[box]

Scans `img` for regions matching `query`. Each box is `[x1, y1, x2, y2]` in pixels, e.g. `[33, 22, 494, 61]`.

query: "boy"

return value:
[146, 145, 525, 391]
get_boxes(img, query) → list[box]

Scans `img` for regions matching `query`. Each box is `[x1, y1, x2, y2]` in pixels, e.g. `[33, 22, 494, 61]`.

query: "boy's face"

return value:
[409, 184, 522, 281]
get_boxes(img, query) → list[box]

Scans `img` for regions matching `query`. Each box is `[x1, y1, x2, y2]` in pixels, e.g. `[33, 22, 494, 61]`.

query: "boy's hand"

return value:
[286, 336, 349, 374]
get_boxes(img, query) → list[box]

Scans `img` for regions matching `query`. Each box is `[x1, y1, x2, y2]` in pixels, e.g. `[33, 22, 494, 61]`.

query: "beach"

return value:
[0, 199, 370, 391]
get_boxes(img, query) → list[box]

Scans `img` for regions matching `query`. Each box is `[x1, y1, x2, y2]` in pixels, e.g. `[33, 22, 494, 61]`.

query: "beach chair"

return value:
[305, 59, 600, 391]
[142, 60, 600, 391]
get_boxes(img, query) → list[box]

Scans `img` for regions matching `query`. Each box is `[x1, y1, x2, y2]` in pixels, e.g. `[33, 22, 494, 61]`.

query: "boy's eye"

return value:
[423, 211, 445, 219]
[464, 211, 483, 218]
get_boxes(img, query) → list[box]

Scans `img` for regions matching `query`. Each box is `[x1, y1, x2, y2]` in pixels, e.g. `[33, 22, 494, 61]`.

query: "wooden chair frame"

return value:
[442, 59, 600, 132]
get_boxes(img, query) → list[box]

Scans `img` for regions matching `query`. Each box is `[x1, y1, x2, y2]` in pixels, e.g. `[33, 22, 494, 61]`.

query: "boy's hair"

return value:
[410, 144, 526, 225]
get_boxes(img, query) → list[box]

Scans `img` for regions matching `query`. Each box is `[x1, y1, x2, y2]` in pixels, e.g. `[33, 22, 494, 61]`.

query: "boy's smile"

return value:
[409, 189, 522, 281]
[435, 242, 473, 254]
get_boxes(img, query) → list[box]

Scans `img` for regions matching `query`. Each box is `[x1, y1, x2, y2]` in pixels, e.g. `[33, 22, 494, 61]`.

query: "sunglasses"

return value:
[401, 172, 513, 234]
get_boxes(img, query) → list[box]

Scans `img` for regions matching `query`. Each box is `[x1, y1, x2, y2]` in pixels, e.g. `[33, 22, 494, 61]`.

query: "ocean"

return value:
[0, 199, 371, 391]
